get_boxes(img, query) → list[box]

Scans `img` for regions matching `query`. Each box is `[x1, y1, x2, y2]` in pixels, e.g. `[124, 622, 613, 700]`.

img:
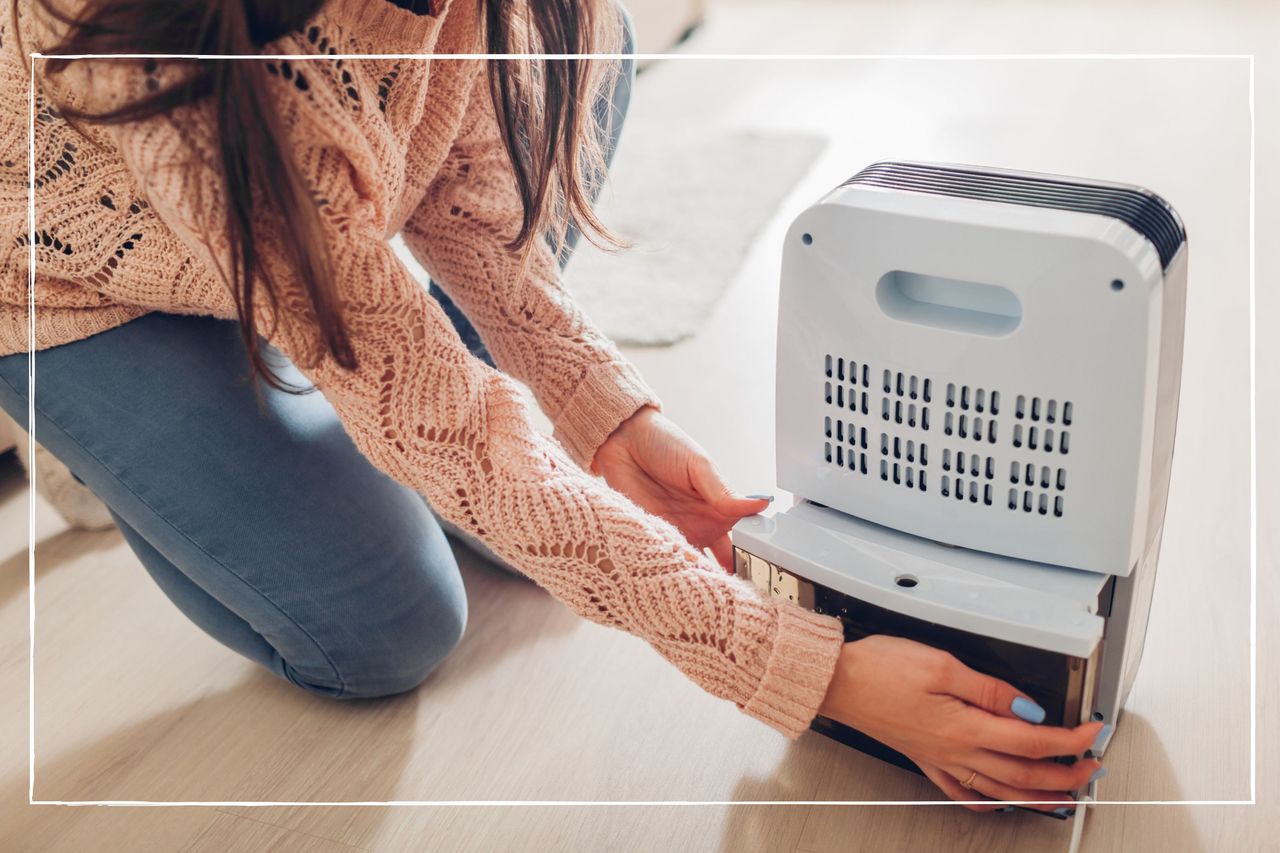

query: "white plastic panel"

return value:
[733, 502, 1107, 658]
[776, 181, 1169, 576]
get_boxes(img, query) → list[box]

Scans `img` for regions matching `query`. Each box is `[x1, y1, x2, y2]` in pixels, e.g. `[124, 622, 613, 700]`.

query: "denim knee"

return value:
[377, 593, 468, 696]
[285, 592, 467, 700]
[277, 538, 470, 701]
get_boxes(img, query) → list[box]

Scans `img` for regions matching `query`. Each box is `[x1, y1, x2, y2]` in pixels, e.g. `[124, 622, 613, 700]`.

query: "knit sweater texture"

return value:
[0, 0, 844, 736]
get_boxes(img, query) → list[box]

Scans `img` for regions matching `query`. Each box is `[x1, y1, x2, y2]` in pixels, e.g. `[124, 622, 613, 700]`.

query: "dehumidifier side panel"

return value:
[1143, 245, 1189, 555]
[1090, 245, 1188, 742]
[1089, 527, 1163, 747]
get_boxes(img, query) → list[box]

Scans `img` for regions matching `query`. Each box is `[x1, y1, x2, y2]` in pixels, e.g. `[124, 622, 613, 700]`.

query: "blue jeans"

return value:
[0, 34, 634, 699]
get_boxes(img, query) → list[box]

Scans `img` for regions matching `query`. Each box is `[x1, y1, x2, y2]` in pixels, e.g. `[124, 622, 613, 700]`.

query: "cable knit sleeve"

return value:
[400, 64, 657, 469]
[140, 152, 841, 737]
[15, 31, 844, 736]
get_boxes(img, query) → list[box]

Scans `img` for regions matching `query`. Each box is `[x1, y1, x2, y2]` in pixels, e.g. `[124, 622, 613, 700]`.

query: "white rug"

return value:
[564, 127, 827, 346]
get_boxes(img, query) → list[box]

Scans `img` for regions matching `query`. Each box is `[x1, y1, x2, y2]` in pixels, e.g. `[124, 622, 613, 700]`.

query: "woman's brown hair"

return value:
[36, 0, 619, 389]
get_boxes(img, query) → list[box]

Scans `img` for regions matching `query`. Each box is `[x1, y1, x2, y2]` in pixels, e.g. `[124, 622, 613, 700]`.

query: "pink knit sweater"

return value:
[1, 0, 844, 735]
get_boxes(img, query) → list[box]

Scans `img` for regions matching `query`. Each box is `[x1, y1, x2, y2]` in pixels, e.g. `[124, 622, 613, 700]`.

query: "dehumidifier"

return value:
[732, 161, 1186, 800]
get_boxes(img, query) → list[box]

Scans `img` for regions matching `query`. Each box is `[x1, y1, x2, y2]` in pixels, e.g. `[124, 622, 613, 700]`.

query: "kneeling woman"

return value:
[0, 0, 1103, 811]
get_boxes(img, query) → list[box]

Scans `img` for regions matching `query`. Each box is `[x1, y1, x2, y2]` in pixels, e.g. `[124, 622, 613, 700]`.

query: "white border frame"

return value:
[24, 49, 1254, 809]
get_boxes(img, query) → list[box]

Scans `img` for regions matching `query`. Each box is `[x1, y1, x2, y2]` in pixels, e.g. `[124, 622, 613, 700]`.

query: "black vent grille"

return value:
[843, 161, 1186, 270]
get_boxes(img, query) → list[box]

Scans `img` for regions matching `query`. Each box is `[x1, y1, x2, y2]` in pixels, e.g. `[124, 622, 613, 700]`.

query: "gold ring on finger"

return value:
[961, 770, 978, 791]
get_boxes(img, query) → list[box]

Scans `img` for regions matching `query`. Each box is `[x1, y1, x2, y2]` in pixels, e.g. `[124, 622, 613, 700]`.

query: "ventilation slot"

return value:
[874, 368, 931, 431]
[827, 356, 871, 387]
[1013, 396, 1073, 454]
[1016, 395, 1070, 424]
[940, 384, 1001, 443]
[881, 398, 924, 427]
[826, 355, 872, 419]
[880, 459, 927, 492]
[877, 431, 928, 492]
[1007, 461, 1068, 517]
[824, 416, 870, 475]
[885, 435, 927, 465]
[884, 369, 929, 401]
[939, 476, 987, 504]
[945, 384, 999, 414]
[938, 449, 997, 505]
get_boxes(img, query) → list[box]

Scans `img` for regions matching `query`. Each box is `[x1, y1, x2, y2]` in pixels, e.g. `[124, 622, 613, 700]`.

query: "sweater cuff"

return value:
[742, 603, 845, 738]
[554, 359, 661, 469]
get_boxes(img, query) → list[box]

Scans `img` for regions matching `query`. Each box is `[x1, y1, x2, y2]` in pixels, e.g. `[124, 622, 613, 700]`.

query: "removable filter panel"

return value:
[732, 501, 1108, 658]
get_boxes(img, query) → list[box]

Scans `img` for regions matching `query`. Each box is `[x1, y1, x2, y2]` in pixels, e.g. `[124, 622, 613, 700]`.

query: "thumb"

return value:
[688, 456, 769, 517]
[946, 661, 1047, 723]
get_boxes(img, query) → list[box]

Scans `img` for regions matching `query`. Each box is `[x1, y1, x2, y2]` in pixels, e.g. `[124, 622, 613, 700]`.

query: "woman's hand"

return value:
[820, 635, 1105, 813]
[592, 406, 770, 569]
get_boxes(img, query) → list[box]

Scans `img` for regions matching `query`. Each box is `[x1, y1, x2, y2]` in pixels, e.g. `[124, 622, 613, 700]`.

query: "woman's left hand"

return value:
[592, 406, 770, 569]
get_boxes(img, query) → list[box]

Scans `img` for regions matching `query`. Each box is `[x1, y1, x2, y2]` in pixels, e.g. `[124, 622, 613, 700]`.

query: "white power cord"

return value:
[1066, 780, 1097, 853]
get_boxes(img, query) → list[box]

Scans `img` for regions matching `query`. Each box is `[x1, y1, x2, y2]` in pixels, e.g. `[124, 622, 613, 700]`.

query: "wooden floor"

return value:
[3, 1, 1277, 850]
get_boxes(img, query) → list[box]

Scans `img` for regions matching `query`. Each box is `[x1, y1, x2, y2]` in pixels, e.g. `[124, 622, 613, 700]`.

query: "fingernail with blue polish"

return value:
[1054, 807, 1076, 818]
[1090, 766, 1109, 783]
[999, 806, 1016, 813]
[745, 494, 775, 502]
[1011, 696, 1046, 724]
[1091, 724, 1114, 753]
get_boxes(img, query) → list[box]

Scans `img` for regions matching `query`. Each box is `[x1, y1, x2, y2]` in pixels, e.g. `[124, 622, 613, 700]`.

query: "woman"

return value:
[0, 0, 1104, 811]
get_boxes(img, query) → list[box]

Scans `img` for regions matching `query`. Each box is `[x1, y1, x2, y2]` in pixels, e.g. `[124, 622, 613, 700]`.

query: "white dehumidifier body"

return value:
[732, 162, 1186, 781]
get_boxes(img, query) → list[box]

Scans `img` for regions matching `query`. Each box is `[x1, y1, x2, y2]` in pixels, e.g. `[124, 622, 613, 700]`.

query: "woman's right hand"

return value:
[818, 635, 1105, 813]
